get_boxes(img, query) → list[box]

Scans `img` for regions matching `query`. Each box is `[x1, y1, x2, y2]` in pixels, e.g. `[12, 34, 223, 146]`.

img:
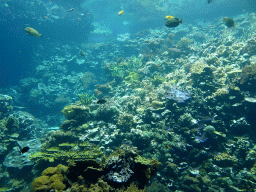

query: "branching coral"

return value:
[78, 93, 95, 106]
[104, 61, 126, 78]
[125, 72, 141, 84]
[104, 56, 144, 81]
[151, 74, 166, 86]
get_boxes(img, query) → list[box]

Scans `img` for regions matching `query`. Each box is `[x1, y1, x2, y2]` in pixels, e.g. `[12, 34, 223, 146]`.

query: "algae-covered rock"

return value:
[151, 101, 165, 109]
[214, 153, 238, 167]
[60, 119, 80, 131]
[61, 105, 89, 120]
[0, 94, 13, 119]
[117, 113, 135, 131]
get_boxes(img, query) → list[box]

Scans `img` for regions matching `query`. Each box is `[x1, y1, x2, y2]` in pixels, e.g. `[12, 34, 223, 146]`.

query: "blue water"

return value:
[0, 0, 254, 86]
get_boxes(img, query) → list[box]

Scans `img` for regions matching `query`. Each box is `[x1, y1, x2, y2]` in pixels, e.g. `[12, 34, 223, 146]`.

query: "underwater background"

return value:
[1, 0, 256, 191]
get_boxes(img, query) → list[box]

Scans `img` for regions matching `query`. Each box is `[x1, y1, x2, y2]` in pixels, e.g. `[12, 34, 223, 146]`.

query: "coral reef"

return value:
[2, 8, 256, 192]
[32, 146, 159, 191]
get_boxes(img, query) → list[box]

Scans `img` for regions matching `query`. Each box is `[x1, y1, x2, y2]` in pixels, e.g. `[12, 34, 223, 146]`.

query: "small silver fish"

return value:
[169, 47, 181, 53]
[66, 8, 75, 12]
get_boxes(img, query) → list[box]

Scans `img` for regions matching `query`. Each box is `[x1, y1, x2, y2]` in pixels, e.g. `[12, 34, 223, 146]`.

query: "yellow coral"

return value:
[32, 175, 50, 190]
[212, 88, 229, 97]
[190, 59, 208, 74]
[49, 181, 66, 191]
[151, 100, 164, 109]
[49, 174, 64, 183]
[61, 105, 89, 120]
[33, 165, 68, 192]
[125, 183, 145, 191]
[42, 167, 57, 175]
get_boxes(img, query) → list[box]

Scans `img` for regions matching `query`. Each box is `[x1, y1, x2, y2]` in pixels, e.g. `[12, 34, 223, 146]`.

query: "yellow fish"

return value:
[118, 10, 124, 16]
[164, 15, 175, 20]
[24, 27, 42, 37]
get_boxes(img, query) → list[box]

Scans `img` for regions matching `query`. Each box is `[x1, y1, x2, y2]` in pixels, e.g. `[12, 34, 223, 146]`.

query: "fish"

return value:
[24, 27, 42, 37]
[164, 16, 175, 20]
[207, 0, 213, 3]
[165, 17, 183, 28]
[97, 99, 107, 104]
[66, 8, 75, 12]
[222, 17, 235, 28]
[169, 47, 182, 53]
[13, 106, 27, 109]
[118, 10, 124, 16]
[20, 146, 30, 154]
[80, 50, 86, 56]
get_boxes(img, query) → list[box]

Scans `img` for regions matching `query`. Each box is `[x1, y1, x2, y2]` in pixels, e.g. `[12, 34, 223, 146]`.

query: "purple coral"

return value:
[165, 88, 191, 103]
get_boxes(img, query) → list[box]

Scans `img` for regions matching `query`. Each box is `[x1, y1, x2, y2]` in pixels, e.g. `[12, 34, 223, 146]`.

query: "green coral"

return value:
[29, 142, 103, 163]
[125, 72, 141, 84]
[135, 155, 161, 170]
[61, 105, 89, 120]
[104, 61, 126, 78]
[104, 55, 144, 80]
[127, 55, 143, 70]
[151, 74, 166, 86]
[78, 93, 94, 106]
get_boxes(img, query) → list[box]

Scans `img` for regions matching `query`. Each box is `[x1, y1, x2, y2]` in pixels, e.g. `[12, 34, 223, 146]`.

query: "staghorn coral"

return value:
[151, 74, 166, 86]
[124, 72, 141, 84]
[104, 61, 126, 79]
[78, 93, 95, 106]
